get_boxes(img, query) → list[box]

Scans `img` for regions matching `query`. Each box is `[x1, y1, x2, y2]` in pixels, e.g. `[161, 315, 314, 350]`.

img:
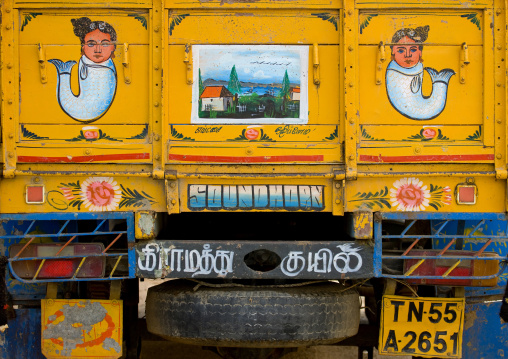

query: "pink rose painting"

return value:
[81, 177, 121, 211]
[422, 128, 437, 139]
[245, 128, 260, 140]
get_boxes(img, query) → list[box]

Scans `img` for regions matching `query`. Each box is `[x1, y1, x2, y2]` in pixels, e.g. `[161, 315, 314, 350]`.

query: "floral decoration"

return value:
[227, 128, 275, 142]
[404, 128, 449, 141]
[47, 177, 156, 211]
[390, 178, 431, 211]
[81, 177, 122, 211]
[351, 177, 451, 211]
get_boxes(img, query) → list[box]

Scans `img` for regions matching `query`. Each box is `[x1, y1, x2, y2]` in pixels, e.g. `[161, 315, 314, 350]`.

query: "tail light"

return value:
[9, 243, 106, 279]
[404, 250, 499, 286]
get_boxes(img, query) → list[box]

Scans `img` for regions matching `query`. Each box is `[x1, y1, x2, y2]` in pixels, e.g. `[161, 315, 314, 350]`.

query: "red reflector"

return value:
[458, 186, 475, 204]
[404, 250, 498, 287]
[26, 185, 44, 203]
[9, 243, 106, 279]
[39, 259, 75, 278]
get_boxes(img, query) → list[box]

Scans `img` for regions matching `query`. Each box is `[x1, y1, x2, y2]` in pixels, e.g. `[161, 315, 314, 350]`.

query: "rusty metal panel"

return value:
[41, 299, 122, 359]
[136, 240, 374, 279]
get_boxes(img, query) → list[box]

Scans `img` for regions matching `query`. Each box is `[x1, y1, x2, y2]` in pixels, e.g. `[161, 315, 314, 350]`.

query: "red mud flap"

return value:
[41, 299, 123, 359]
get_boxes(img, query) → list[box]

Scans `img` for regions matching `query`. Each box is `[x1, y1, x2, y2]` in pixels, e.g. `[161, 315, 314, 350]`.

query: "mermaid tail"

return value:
[49, 56, 117, 123]
[48, 59, 77, 75]
[386, 61, 455, 121]
[425, 67, 455, 86]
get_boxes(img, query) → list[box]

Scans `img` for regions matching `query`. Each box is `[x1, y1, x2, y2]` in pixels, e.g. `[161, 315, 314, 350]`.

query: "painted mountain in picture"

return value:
[192, 45, 308, 124]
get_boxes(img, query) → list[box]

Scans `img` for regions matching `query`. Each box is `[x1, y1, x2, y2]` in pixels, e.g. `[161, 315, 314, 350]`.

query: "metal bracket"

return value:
[122, 43, 132, 84]
[184, 44, 193, 85]
[38, 43, 47, 84]
[459, 42, 470, 84]
[166, 179, 180, 214]
[109, 280, 122, 300]
[46, 283, 58, 299]
[376, 42, 386, 85]
[313, 43, 320, 85]
[332, 180, 343, 216]
[384, 278, 397, 296]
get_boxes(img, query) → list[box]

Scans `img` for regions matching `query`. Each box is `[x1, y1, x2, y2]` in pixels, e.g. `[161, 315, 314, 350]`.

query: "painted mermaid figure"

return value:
[49, 17, 117, 123]
[386, 26, 455, 120]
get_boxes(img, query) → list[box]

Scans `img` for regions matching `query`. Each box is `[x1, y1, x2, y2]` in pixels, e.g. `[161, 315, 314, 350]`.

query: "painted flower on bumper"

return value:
[245, 128, 260, 140]
[81, 177, 121, 211]
[390, 177, 430, 211]
[422, 128, 437, 139]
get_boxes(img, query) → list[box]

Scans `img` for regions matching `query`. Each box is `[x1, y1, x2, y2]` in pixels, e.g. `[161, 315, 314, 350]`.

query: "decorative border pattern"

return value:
[312, 13, 339, 31]
[21, 13, 42, 31]
[359, 14, 378, 34]
[169, 14, 189, 36]
[128, 14, 147, 29]
[460, 13, 481, 30]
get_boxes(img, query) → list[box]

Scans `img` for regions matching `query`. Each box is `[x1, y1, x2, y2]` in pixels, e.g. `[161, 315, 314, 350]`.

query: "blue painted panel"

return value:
[0, 308, 44, 359]
[462, 298, 508, 358]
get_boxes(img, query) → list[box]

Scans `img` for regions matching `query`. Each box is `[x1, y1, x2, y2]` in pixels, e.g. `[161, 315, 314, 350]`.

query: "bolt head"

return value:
[170, 182, 176, 188]
[348, 45, 354, 52]
[497, 153, 502, 159]
[335, 199, 341, 204]
[154, 102, 159, 107]
[8, 133, 14, 139]
[171, 199, 177, 205]
[7, 99, 13, 105]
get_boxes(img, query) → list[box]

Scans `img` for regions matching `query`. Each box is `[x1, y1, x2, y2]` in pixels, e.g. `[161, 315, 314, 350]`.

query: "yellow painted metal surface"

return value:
[41, 299, 122, 358]
[0, 0, 506, 215]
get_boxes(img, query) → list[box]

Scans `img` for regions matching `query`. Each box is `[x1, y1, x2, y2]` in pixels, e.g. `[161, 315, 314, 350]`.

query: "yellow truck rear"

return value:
[0, 0, 507, 358]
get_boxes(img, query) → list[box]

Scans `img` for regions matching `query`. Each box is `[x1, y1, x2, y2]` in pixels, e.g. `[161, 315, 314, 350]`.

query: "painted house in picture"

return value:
[200, 86, 234, 112]
[192, 45, 308, 124]
[290, 87, 300, 101]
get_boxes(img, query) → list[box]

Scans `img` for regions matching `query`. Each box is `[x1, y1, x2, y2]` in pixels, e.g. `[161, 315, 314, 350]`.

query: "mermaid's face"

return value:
[392, 36, 422, 68]
[83, 29, 114, 63]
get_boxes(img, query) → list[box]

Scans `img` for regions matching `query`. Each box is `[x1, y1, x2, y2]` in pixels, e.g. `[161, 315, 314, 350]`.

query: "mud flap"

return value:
[41, 299, 123, 358]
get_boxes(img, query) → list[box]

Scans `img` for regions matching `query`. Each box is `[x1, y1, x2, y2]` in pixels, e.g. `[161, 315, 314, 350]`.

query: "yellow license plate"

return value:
[379, 295, 465, 358]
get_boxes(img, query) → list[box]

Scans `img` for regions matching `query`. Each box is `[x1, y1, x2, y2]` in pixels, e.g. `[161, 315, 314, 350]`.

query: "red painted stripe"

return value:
[18, 153, 150, 163]
[359, 154, 495, 163]
[168, 154, 324, 163]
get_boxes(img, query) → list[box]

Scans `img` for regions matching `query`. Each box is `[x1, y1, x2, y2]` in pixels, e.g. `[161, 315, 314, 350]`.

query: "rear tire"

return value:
[146, 280, 360, 347]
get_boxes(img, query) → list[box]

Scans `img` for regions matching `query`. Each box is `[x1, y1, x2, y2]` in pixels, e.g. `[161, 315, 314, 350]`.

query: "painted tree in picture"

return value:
[279, 70, 291, 99]
[198, 68, 204, 96]
[228, 65, 242, 95]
